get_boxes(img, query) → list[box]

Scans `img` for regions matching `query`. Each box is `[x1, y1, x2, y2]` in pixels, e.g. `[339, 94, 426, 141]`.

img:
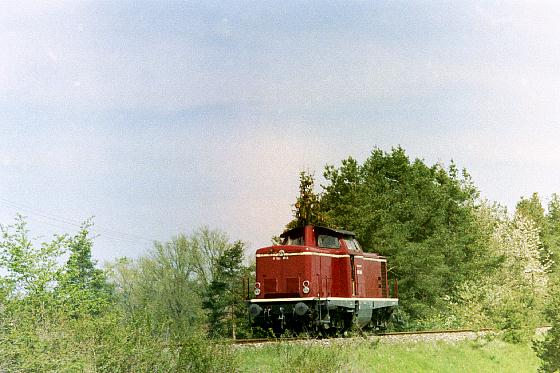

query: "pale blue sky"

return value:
[1, 1, 560, 260]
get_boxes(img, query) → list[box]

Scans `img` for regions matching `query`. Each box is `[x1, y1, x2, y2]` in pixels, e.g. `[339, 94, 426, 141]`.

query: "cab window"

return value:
[283, 235, 304, 246]
[344, 238, 362, 251]
[317, 234, 340, 249]
[353, 239, 362, 251]
[344, 238, 356, 250]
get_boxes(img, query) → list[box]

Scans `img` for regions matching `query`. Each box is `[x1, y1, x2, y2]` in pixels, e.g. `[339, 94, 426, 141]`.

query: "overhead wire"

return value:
[0, 197, 154, 241]
[0, 197, 157, 247]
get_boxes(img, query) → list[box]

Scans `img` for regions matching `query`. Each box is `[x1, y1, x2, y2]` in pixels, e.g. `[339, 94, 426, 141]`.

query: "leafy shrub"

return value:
[449, 214, 548, 343]
[534, 325, 560, 373]
[534, 273, 560, 372]
[175, 333, 238, 372]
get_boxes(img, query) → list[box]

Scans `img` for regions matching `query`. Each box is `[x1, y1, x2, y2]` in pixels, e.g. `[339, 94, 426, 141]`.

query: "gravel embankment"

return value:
[377, 330, 491, 344]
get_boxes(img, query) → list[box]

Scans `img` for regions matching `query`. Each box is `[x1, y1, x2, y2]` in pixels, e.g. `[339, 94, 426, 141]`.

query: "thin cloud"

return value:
[1, 2, 560, 259]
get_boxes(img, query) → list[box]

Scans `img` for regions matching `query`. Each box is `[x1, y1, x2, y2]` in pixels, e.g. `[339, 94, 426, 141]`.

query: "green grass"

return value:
[237, 338, 540, 372]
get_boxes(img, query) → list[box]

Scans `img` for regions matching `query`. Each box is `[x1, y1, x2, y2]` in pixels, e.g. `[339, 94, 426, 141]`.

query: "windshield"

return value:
[343, 238, 361, 251]
[317, 234, 340, 249]
[283, 235, 304, 246]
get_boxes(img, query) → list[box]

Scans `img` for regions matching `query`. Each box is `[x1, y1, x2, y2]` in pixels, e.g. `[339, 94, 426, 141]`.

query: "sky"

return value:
[1, 1, 560, 261]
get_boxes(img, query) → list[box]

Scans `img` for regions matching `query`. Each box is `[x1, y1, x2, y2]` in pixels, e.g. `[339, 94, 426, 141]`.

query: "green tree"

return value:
[204, 241, 249, 339]
[108, 234, 206, 336]
[319, 147, 487, 320]
[0, 215, 65, 299]
[533, 194, 560, 369]
[515, 192, 553, 267]
[534, 271, 560, 372]
[452, 213, 549, 342]
[516, 192, 546, 230]
[543, 193, 560, 270]
[287, 171, 328, 229]
[0, 216, 119, 371]
[321, 157, 361, 230]
[108, 227, 248, 338]
[58, 220, 111, 316]
[191, 227, 233, 288]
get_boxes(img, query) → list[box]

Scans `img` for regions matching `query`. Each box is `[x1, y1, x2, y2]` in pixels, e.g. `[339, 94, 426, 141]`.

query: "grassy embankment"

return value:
[237, 338, 539, 372]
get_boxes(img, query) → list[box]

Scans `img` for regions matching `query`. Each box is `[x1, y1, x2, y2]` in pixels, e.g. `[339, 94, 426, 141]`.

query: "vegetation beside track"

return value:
[237, 338, 539, 372]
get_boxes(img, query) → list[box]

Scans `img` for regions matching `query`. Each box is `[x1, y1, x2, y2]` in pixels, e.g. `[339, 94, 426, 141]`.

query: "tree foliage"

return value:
[282, 148, 560, 348]
[318, 147, 486, 320]
[0, 217, 242, 371]
[543, 193, 560, 270]
[286, 171, 328, 229]
[58, 220, 112, 316]
[190, 227, 234, 288]
[203, 241, 250, 339]
[108, 227, 251, 339]
[0, 216, 118, 371]
[0, 215, 64, 300]
[534, 271, 560, 372]
[516, 192, 546, 230]
[108, 234, 206, 336]
[532, 194, 560, 370]
[515, 192, 555, 268]
[451, 210, 550, 342]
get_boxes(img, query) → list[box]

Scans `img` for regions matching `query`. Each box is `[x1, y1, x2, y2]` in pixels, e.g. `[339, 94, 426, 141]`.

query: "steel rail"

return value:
[377, 328, 495, 336]
[232, 327, 517, 345]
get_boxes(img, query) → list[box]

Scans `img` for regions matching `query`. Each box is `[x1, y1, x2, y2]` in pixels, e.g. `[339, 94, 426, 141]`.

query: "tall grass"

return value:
[239, 342, 350, 373]
[238, 338, 539, 372]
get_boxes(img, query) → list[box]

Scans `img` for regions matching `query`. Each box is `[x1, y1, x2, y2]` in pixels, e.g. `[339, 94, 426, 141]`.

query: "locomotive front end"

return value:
[249, 226, 318, 333]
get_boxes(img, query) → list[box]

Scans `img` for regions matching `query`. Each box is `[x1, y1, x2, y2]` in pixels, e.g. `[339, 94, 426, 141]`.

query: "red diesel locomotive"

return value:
[248, 225, 398, 334]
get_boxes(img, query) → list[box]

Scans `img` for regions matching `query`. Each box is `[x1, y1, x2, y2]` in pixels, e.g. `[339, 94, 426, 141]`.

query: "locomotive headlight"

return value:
[302, 280, 310, 294]
[254, 282, 261, 296]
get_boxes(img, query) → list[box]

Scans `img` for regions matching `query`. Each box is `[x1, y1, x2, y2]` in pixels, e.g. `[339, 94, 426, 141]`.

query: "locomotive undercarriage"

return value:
[248, 299, 396, 336]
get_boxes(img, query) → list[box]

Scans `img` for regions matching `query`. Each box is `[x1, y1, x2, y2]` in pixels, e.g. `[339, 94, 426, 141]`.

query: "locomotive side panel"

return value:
[318, 255, 332, 298]
[353, 256, 365, 297]
[362, 258, 376, 298]
[332, 256, 353, 298]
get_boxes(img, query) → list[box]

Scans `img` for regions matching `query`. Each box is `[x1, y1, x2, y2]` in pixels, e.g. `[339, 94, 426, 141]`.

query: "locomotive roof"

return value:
[279, 225, 356, 238]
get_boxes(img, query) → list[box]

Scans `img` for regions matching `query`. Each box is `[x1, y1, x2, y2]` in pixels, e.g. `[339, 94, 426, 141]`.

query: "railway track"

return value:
[378, 328, 496, 337]
[233, 327, 535, 346]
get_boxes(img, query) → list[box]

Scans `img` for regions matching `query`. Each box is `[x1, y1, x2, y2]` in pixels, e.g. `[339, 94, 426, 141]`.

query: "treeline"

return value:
[1, 146, 560, 371]
[0, 218, 249, 371]
[291, 147, 560, 370]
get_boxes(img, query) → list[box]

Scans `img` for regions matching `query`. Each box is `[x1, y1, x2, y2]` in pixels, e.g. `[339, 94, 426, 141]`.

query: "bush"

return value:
[533, 274, 560, 372]
[175, 333, 238, 372]
[0, 307, 239, 372]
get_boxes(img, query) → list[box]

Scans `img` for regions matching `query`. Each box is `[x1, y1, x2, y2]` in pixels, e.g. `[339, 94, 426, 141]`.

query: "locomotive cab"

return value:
[248, 225, 398, 334]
